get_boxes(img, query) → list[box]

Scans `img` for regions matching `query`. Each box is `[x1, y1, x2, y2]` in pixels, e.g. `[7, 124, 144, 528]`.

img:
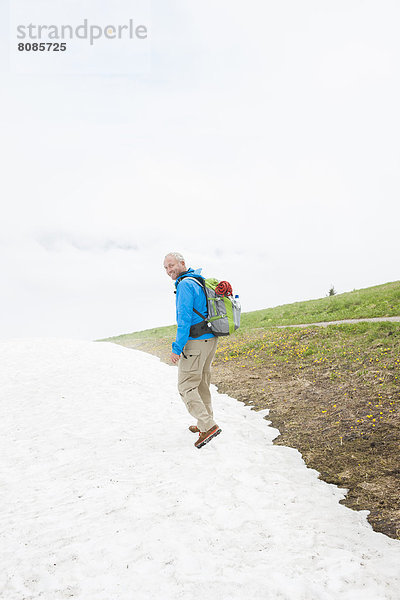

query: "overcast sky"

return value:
[1, 0, 399, 341]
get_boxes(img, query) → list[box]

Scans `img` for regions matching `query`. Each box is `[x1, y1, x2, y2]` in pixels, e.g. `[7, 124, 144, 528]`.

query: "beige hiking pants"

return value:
[177, 337, 218, 433]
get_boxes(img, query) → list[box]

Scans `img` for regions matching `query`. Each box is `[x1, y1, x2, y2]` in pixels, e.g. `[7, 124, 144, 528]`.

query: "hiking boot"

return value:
[189, 425, 200, 433]
[194, 425, 222, 449]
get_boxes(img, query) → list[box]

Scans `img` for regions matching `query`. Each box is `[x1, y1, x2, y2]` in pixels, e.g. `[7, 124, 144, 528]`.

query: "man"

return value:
[163, 252, 221, 449]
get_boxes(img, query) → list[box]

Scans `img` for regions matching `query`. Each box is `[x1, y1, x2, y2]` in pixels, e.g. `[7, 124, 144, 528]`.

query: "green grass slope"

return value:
[242, 280, 400, 329]
[101, 281, 400, 343]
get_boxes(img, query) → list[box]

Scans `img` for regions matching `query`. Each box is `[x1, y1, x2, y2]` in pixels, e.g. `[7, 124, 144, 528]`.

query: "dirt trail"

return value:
[276, 316, 400, 328]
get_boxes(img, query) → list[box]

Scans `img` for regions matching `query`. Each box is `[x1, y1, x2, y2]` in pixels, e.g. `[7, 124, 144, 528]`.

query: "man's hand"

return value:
[170, 352, 180, 364]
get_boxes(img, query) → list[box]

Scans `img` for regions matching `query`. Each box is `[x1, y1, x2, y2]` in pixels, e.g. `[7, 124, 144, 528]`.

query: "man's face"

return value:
[163, 255, 186, 281]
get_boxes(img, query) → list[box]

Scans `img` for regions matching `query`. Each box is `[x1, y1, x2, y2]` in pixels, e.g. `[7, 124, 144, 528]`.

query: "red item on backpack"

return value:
[215, 281, 233, 297]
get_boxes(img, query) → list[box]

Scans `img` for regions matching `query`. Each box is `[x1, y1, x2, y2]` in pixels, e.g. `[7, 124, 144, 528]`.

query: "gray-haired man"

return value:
[163, 252, 221, 449]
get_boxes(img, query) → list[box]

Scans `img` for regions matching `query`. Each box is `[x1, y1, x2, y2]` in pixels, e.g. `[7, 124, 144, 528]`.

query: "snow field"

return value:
[0, 338, 399, 600]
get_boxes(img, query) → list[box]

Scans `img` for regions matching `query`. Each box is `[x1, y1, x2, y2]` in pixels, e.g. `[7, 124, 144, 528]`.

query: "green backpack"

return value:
[178, 275, 241, 337]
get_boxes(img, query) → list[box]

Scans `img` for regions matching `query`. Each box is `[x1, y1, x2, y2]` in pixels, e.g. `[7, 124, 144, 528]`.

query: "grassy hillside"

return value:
[102, 281, 400, 345]
[242, 281, 400, 329]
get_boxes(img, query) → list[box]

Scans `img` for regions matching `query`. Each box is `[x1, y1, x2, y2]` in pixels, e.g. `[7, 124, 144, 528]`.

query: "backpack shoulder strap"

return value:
[176, 275, 208, 319]
[176, 275, 203, 286]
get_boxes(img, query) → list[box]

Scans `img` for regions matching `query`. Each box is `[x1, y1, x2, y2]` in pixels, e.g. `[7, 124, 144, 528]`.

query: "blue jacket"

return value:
[172, 268, 214, 355]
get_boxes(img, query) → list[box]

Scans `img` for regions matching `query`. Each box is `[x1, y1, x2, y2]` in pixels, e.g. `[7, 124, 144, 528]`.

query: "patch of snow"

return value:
[0, 338, 399, 600]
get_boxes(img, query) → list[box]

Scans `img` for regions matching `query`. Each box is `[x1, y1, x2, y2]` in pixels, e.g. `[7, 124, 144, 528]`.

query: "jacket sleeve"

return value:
[172, 281, 195, 355]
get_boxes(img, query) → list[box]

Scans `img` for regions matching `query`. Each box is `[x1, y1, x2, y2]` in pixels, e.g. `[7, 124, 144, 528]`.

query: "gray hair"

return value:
[164, 251, 185, 263]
